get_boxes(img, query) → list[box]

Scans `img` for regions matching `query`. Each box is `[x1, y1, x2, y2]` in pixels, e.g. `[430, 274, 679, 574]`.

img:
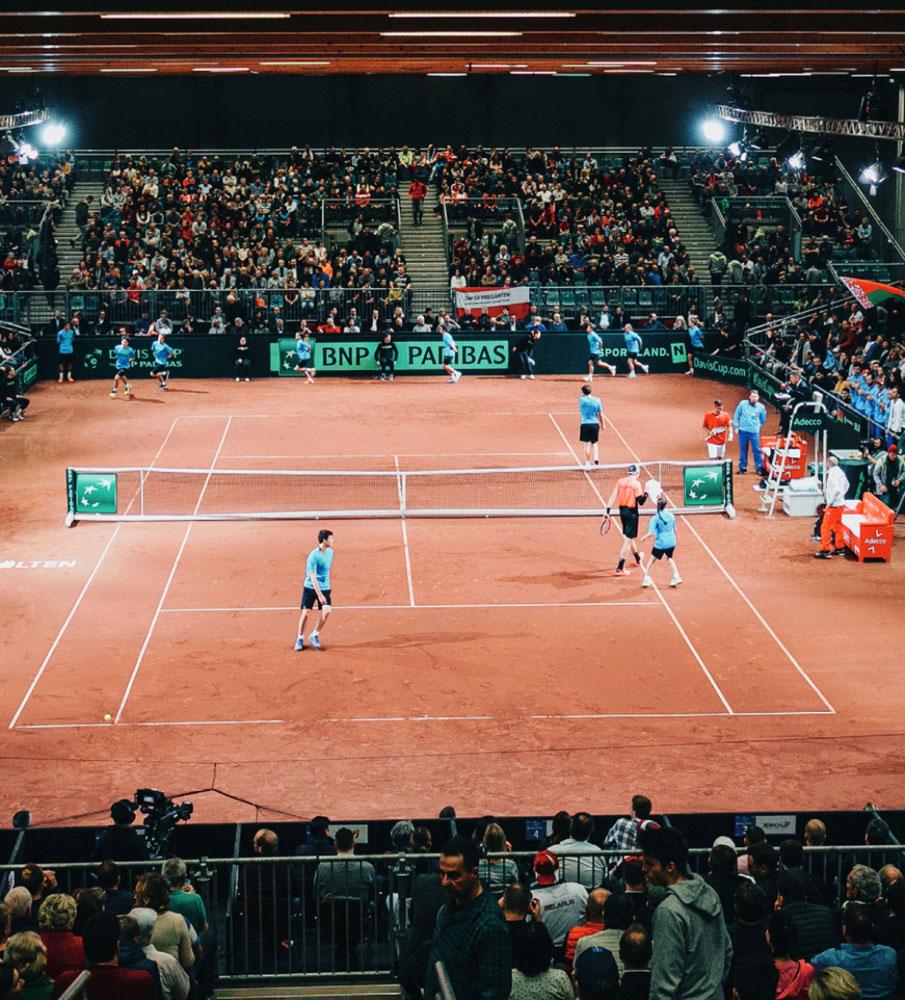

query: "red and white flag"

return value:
[454, 285, 531, 320]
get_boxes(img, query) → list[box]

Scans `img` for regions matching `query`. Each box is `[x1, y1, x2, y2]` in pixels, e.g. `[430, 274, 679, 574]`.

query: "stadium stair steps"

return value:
[28, 178, 106, 327]
[217, 983, 402, 999]
[397, 189, 451, 316]
[657, 177, 721, 287]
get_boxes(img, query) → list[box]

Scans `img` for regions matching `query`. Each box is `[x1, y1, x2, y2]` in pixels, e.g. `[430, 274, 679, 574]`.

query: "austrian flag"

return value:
[838, 274, 905, 310]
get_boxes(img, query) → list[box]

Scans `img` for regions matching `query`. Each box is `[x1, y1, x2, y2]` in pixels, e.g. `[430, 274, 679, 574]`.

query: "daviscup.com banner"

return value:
[454, 285, 531, 320]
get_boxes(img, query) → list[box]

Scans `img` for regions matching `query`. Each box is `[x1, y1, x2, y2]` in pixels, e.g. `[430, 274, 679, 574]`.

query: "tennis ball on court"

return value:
[103, 714, 112, 723]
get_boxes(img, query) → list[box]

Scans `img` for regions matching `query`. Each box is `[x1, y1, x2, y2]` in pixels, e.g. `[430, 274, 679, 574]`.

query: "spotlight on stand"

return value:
[774, 132, 798, 164]
[859, 144, 888, 192]
[892, 154, 905, 175]
[40, 122, 65, 146]
[748, 128, 770, 151]
[727, 138, 748, 161]
[787, 148, 806, 171]
[701, 119, 726, 144]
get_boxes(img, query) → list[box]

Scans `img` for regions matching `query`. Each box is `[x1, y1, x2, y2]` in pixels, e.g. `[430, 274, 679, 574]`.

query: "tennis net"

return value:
[65, 461, 734, 524]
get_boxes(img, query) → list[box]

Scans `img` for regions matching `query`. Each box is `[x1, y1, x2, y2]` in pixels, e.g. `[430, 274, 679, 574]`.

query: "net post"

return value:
[65, 468, 77, 526]
[723, 460, 736, 519]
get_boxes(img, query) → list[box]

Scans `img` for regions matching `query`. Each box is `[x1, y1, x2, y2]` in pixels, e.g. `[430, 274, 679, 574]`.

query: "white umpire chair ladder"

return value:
[761, 396, 828, 519]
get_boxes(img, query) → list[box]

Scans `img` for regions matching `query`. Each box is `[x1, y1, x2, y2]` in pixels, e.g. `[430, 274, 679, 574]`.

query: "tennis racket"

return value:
[600, 513, 612, 535]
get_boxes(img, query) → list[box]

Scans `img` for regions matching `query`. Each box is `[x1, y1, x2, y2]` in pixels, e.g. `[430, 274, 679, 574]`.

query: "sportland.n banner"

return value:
[271, 337, 509, 375]
[454, 285, 531, 321]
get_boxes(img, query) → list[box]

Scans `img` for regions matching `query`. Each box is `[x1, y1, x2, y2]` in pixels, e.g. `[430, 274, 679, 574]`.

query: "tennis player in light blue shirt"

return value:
[57, 323, 75, 383]
[295, 529, 334, 651]
[585, 325, 616, 380]
[110, 336, 135, 398]
[733, 389, 768, 474]
[151, 333, 175, 390]
[640, 496, 682, 588]
[441, 328, 461, 383]
[579, 383, 605, 468]
[622, 323, 650, 379]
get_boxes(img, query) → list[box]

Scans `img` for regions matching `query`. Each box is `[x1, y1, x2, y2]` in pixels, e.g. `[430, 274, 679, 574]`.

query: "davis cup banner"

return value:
[455, 285, 531, 320]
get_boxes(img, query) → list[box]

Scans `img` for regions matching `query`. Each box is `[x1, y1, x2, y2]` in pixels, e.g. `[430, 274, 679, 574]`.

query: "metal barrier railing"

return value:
[56, 970, 90, 1000]
[835, 156, 905, 265]
[0, 844, 901, 983]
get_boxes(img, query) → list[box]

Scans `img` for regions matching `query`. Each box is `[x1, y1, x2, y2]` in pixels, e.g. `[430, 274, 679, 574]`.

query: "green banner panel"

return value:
[683, 465, 724, 507]
[74, 473, 117, 514]
[274, 337, 509, 375]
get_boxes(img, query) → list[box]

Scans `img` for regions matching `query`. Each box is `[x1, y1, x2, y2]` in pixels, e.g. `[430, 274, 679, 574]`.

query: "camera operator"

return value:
[862, 436, 887, 470]
[90, 799, 150, 863]
[872, 444, 905, 512]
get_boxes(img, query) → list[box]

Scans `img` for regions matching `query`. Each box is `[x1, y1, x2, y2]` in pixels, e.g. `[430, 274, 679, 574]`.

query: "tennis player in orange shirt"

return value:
[606, 463, 648, 577]
[702, 399, 734, 459]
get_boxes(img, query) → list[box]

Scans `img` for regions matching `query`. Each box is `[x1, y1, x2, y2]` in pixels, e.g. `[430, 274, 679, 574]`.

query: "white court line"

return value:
[178, 410, 578, 420]
[114, 416, 233, 725]
[16, 719, 285, 730]
[122, 414, 181, 516]
[605, 415, 836, 714]
[395, 456, 416, 607]
[8, 524, 123, 729]
[160, 601, 656, 613]
[14, 708, 834, 730]
[548, 411, 734, 715]
[220, 452, 570, 459]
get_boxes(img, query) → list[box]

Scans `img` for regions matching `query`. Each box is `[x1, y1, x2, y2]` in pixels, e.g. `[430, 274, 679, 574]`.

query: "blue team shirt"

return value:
[579, 393, 603, 424]
[689, 325, 704, 349]
[304, 545, 333, 591]
[442, 330, 456, 356]
[114, 345, 135, 370]
[152, 340, 175, 365]
[587, 330, 603, 356]
[296, 339, 312, 362]
[57, 328, 74, 354]
[650, 509, 677, 550]
[733, 399, 767, 434]
[623, 329, 642, 353]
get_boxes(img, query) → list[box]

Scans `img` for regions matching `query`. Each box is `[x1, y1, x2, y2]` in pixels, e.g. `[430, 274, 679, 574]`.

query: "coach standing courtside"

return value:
[815, 456, 849, 559]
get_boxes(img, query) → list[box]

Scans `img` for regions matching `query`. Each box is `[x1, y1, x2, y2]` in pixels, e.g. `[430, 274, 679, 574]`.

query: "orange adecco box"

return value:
[762, 433, 808, 480]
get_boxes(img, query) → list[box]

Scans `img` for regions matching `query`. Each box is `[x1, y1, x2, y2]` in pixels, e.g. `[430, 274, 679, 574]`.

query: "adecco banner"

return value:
[271, 337, 509, 376]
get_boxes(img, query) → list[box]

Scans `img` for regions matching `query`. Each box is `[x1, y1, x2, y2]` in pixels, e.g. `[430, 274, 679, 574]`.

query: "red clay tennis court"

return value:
[3, 373, 904, 828]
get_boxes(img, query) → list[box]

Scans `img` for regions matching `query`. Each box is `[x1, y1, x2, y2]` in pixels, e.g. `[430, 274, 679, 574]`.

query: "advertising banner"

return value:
[454, 285, 531, 320]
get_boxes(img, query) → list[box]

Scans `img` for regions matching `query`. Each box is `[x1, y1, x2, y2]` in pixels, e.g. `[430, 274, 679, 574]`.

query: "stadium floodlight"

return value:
[892, 154, 905, 174]
[859, 160, 887, 185]
[40, 122, 65, 146]
[727, 138, 747, 160]
[701, 119, 726, 144]
[16, 142, 38, 164]
[787, 149, 806, 170]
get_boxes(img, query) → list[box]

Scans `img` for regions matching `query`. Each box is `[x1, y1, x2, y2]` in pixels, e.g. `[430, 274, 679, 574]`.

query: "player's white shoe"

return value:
[453, 371, 462, 382]
[609, 365, 617, 376]
[628, 372, 637, 379]
[582, 375, 591, 382]
[641, 577, 652, 588]
[670, 576, 683, 587]
[640, 363, 650, 374]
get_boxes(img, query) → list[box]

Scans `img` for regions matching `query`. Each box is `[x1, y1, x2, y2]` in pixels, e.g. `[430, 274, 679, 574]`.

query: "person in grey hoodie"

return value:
[642, 826, 733, 1000]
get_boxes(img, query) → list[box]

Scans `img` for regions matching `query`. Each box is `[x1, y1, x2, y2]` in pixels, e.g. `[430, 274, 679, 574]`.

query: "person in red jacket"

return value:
[409, 178, 427, 227]
[51, 911, 155, 1000]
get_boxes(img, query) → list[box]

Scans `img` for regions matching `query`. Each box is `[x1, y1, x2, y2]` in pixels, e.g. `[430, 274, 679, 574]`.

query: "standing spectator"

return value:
[885, 385, 904, 446]
[4, 891, 34, 937]
[814, 456, 849, 559]
[619, 923, 653, 1000]
[51, 911, 156, 999]
[574, 893, 636, 976]
[530, 851, 589, 957]
[768, 910, 815, 1000]
[73, 194, 93, 247]
[408, 177, 427, 226]
[810, 906, 896, 1000]
[36, 895, 83, 980]
[565, 889, 609, 977]
[747, 842, 780, 910]
[872, 445, 904, 512]
[3, 932, 52, 1000]
[642, 826, 733, 1000]
[775, 872, 840, 962]
[510, 922, 573, 1000]
[733, 389, 767, 476]
[56, 322, 74, 383]
[703, 844, 749, 925]
[551, 812, 606, 890]
[132, 874, 193, 973]
[512, 328, 540, 380]
[604, 796, 653, 872]
[423, 835, 512, 1000]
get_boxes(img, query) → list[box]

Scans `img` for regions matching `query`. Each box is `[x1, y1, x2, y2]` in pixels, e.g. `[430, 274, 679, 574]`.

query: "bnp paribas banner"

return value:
[271, 337, 509, 376]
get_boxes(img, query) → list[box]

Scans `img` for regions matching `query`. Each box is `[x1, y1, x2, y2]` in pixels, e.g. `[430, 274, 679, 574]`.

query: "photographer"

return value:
[90, 800, 150, 863]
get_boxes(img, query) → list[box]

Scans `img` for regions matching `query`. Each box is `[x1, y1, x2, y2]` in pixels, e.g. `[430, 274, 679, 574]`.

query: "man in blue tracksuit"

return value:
[733, 389, 767, 475]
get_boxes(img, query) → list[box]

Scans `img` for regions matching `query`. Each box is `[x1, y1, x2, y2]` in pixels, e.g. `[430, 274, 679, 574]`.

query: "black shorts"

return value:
[651, 546, 675, 560]
[301, 587, 331, 610]
[113, 367, 130, 377]
[619, 505, 639, 538]
[442, 353, 455, 365]
[58, 351, 73, 361]
[151, 364, 169, 375]
[589, 352, 601, 364]
[627, 352, 638, 360]
[579, 423, 599, 443]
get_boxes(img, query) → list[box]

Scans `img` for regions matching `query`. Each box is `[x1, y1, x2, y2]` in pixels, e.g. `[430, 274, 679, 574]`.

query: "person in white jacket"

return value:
[815, 456, 849, 559]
